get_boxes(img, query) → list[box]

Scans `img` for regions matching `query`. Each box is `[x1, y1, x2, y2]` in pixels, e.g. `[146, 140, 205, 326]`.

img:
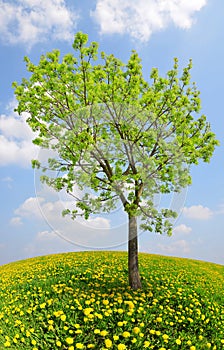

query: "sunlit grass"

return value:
[0, 251, 223, 349]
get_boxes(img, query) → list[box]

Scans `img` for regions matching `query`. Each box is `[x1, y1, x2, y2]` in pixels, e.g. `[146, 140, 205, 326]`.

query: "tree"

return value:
[13, 32, 219, 290]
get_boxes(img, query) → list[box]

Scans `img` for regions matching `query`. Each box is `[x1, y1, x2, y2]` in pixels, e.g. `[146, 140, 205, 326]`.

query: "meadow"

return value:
[0, 251, 223, 350]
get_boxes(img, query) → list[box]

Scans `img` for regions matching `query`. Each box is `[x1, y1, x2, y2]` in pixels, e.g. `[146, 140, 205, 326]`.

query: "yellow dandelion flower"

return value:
[176, 339, 181, 345]
[162, 334, 169, 340]
[117, 344, 126, 350]
[61, 314, 66, 321]
[100, 330, 108, 337]
[105, 338, 112, 348]
[4, 341, 11, 348]
[133, 327, 140, 334]
[66, 337, 74, 345]
[76, 343, 84, 349]
[84, 308, 93, 316]
[113, 335, 119, 341]
[56, 340, 62, 347]
[40, 302, 46, 309]
[94, 329, 100, 334]
[144, 340, 150, 347]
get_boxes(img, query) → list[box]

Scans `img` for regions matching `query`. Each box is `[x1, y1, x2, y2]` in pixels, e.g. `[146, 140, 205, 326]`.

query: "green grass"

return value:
[0, 251, 223, 350]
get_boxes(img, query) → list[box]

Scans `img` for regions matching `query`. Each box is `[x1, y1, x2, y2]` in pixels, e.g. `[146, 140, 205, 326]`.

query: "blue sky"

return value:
[0, 0, 223, 266]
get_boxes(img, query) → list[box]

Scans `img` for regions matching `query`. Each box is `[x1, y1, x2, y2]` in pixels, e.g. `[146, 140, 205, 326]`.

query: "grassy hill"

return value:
[0, 251, 223, 349]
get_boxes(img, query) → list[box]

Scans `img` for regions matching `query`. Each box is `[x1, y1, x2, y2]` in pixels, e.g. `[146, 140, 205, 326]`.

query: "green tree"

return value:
[13, 32, 219, 290]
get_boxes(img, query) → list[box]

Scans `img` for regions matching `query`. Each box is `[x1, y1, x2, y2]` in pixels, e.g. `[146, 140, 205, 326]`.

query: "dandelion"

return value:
[144, 340, 150, 347]
[76, 343, 84, 349]
[4, 341, 11, 347]
[122, 331, 130, 338]
[117, 344, 126, 350]
[118, 308, 124, 314]
[176, 339, 181, 345]
[94, 329, 100, 334]
[66, 337, 74, 345]
[105, 338, 112, 348]
[162, 334, 169, 340]
[113, 335, 119, 341]
[100, 330, 108, 336]
[133, 327, 140, 334]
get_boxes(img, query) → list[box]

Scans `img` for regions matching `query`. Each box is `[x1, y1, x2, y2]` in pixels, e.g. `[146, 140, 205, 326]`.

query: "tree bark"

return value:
[128, 214, 142, 290]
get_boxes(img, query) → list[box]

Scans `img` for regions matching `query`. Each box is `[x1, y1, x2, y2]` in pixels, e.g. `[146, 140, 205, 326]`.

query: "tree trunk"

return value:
[128, 214, 142, 290]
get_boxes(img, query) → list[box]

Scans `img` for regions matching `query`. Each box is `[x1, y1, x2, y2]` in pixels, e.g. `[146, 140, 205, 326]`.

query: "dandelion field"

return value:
[0, 251, 223, 350]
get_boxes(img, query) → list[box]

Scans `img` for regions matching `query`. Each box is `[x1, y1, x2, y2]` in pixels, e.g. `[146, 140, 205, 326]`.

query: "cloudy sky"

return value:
[0, 0, 223, 266]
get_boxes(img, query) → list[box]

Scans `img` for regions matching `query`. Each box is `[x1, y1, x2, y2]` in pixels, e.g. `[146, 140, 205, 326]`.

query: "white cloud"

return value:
[10, 216, 23, 226]
[173, 223, 192, 234]
[183, 205, 213, 220]
[92, 0, 207, 42]
[12, 194, 115, 249]
[0, 0, 79, 48]
[36, 230, 59, 241]
[0, 101, 38, 167]
[158, 239, 190, 254]
[14, 196, 44, 219]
